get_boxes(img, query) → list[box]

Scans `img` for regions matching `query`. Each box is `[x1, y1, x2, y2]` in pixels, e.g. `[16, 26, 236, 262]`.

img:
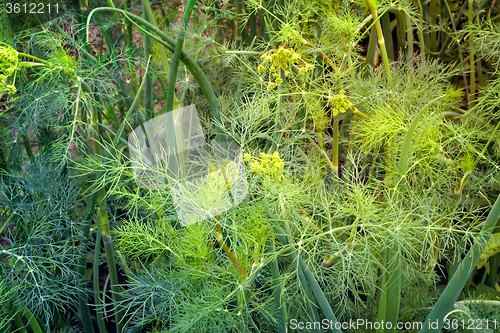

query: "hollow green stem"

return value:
[13, 313, 26, 333]
[264, 200, 321, 329]
[365, 0, 391, 82]
[398, 95, 446, 176]
[93, 207, 107, 333]
[364, 26, 377, 69]
[414, 0, 426, 56]
[22, 134, 34, 161]
[163, 0, 197, 176]
[142, 0, 172, 85]
[235, 0, 242, 40]
[298, 256, 340, 333]
[77, 56, 150, 333]
[77, 219, 96, 333]
[22, 306, 42, 333]
[381, 13, 394, 61]
[142, 0, 154, 119]
[429, 0, 438, 53]
[332, 117, 340, 178]
[388, 8, 406, 55]
[376, 244, 401, 333]
[384, 96, 446, 333]
[406, 11, 414, 60]
[488, 253, 499, 288]
[468, 0, 475, 109]
[269, 239, 286, 333]
[101, 212, 123, 333]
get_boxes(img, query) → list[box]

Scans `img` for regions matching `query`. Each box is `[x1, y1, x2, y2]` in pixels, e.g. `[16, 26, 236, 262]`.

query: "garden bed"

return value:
[2, 0, 500, 332]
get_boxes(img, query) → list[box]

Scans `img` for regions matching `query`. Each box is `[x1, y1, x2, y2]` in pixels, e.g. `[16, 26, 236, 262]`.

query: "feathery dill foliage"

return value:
[0, 157, 82, 329]
[98, 0, 500, 330]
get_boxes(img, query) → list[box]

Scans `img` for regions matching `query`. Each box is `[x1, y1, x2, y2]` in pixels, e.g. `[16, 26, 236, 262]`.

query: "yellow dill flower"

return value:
[244, 151, 285, 180]
[331, 90, 353, 117]
[243, 152, 252, 162]
[0, 43, 19, 95]
[257, 46, 314, 90]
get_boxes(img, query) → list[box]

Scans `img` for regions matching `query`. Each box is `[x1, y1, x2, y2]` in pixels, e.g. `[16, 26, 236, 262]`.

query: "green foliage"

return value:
[2, 0, 500, 332]
[0, 157, 82, 329]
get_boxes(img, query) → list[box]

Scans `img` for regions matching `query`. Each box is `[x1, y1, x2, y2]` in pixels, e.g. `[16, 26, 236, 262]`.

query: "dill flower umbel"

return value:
[0, 43, 18, 95]
[244, 151, 285, 181]
[257, 46, 314, 90]
[330, 90, 352, 116]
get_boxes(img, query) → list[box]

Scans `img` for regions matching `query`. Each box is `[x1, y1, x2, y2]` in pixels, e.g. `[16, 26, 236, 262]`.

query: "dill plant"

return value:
[0, 157, 83, 330]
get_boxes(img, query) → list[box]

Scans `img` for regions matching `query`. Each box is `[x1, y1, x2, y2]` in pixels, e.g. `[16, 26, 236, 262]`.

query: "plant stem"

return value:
[93, 207, 107, 333]
[13, 313, 26, 333]
[398, 95, 446, 175]
[77, 57, 150, 333]
[381, 13, 394, 61]
[101, 215, 123, 333]
[22, 134, 34, 161]
[213, 215, 246, 280]
[17, 52, 51, 66]
[406, 12, 413, 60]
[298, 255, 341, 333]
[22, 306, 42, 333]
[269, 239, 286, 333]
[376, 244, 401, 333]
[429, 0, 438, 53]
[389, 8, 406, 55]
[124, 0, 138, 93]
[142, 0, 173, 87]
[488, 253, 499, 288]
[414, 0, 426, 56]
[78, 216, 96, 333]
[364, 26, 377, 70]
[468, 0, 476, 109]
[332, 116, 340, 177]
[142, 0, 154, 119]
[365, 0, 391, 82]
[235, 0, 242, 41]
